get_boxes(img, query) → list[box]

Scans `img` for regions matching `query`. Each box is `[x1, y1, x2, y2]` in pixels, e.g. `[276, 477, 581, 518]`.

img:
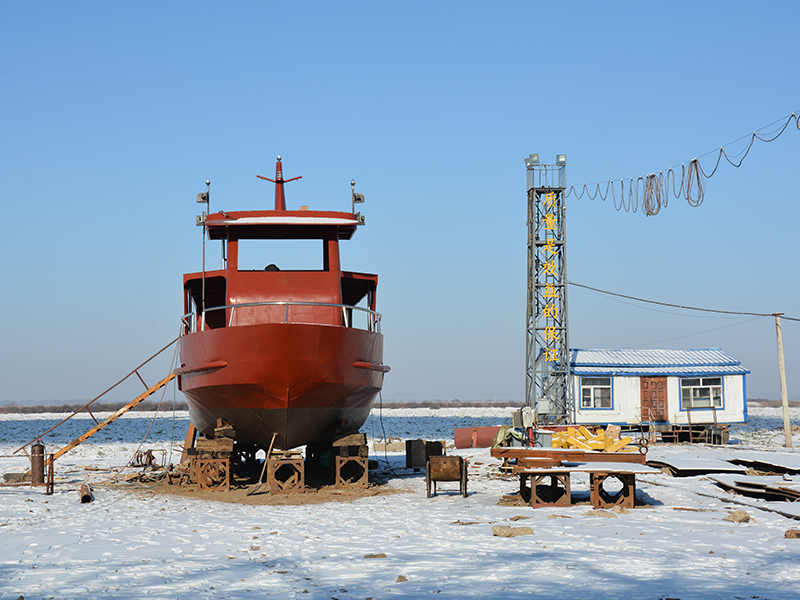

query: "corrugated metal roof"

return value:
[569, 348, 749, 376]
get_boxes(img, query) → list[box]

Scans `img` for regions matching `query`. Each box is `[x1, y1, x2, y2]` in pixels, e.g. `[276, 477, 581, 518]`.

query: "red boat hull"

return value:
[177, 322, 385, 449]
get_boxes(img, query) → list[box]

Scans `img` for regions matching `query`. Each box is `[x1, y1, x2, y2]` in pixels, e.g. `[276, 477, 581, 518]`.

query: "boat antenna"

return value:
[351, 179, 365, 224]
[257, 155, 302, 210]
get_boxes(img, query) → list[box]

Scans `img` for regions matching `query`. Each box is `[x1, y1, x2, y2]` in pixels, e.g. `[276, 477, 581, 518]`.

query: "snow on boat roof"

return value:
[211, 215, 359, 226]
[204, 210, 360, 240]
[569, 348, 750, 376]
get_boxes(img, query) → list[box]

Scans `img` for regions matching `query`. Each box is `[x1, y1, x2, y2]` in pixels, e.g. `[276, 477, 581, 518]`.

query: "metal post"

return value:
[774, 313, 793, 448]
[201, 180, 210, 331]
[196, 181, 210, 331]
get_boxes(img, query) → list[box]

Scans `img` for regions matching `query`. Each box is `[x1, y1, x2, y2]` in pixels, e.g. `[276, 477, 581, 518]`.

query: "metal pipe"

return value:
[79, 483, 93, 503]
[31, 441, 45, 485]
[46, 454, 54, 495]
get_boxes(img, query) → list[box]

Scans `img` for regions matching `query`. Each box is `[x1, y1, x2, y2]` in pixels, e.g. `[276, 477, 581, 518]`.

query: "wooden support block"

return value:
[333, 433, 367, 447]
[268, 457, 305, 494]
[335, 455, 368, 488]
[196, 458, 230, 492]
[519, 471, 571, 507]
[590, 472, 635, 508]
[196, 437, 235, 455]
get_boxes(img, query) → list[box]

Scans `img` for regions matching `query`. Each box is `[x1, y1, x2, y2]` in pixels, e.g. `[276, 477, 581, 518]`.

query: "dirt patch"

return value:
[144, 477, 403, 506]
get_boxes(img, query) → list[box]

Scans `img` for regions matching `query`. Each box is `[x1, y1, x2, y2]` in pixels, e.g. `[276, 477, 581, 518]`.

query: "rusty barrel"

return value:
[31, 441, 45, 485]
[428, 456, 462, 481]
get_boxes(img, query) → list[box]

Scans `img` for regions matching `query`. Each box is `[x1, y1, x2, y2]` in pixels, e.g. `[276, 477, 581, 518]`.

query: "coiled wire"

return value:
[568, 112, 800, 216]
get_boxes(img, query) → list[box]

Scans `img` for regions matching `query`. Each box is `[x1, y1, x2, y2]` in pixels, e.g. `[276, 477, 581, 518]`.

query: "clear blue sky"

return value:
[1, 1, 798, 404]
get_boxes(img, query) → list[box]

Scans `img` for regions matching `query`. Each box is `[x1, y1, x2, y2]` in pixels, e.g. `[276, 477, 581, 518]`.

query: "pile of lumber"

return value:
[551, 425, 633, 452]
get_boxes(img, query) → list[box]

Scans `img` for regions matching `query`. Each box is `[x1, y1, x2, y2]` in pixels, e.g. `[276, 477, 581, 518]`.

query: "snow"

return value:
[2, 406, 800, 599]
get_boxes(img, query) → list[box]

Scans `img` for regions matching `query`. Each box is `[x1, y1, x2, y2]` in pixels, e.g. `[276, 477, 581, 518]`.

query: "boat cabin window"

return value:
[236, 238, 327, 272]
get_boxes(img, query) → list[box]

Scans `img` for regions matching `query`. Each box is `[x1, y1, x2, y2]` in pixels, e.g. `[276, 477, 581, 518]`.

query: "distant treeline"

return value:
[748, 398, 800, 407]
[0, 401, 189, 414]
[379, 401, 520, 409]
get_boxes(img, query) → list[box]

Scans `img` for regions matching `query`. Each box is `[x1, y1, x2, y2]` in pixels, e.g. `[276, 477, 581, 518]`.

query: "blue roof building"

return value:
[560, 348, 748, 436]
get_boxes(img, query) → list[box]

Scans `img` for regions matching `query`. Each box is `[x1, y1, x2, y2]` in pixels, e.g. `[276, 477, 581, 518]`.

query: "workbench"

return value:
[490, 448, 655, 509]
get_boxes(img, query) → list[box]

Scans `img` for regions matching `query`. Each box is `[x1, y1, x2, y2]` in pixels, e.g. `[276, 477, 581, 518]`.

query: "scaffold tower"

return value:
[525, 154, 572, 425]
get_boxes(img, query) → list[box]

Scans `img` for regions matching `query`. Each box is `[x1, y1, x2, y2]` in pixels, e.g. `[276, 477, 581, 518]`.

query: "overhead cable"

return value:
[567, 280, 800, 323]
[567, 112, 800, 216]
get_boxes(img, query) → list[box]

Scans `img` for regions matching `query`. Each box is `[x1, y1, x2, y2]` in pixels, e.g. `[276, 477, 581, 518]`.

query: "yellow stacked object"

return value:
[551, 426, 632, 452]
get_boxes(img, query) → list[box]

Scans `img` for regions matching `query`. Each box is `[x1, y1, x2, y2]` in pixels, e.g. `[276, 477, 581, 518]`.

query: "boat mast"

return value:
[257, 155, 302, 210]
[196, 180, 210, 331]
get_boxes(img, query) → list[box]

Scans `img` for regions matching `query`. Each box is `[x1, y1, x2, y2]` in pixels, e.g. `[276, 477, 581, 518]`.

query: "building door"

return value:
[640, 377, 668, 422]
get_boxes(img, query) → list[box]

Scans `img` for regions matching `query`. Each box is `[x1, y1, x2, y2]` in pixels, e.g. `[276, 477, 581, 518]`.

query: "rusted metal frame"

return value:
[335, 455, 368, 488]
[525, 470, 571, 507]
[196, 458, 230, 492]
[590, 472, 636, 509]
[85, 407, 99, 426]
[13, 338, 179, 454]
[491, 447, 646, 465]
[134, 369, 149, 390]
[268, 457, 305, 494]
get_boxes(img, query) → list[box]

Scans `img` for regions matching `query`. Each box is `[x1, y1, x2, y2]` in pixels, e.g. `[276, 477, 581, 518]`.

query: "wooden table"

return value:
[514, 461, 659, 509]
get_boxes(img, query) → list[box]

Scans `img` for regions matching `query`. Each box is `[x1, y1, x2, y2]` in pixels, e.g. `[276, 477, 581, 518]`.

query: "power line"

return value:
[631, 317, 762, 348]
[567, 112, 800, 216]
[567, 280, 800, 323]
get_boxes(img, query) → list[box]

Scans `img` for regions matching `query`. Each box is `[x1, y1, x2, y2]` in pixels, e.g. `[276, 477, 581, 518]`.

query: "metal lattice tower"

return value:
[525, 155, 572, 425]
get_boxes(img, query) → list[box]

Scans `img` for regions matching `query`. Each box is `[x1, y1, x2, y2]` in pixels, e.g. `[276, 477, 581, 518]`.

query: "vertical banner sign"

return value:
[526, 162, 571, 425]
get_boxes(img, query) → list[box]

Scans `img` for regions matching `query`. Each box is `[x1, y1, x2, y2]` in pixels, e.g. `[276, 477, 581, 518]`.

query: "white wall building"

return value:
[567, 348, 748, 434]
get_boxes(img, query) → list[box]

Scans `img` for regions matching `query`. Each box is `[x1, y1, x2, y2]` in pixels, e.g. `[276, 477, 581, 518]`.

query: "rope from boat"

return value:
[375, 390, 401, 478]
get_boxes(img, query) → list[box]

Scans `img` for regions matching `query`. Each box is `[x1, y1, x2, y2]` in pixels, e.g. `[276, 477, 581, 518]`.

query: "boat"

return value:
[176, 156, 389, 450]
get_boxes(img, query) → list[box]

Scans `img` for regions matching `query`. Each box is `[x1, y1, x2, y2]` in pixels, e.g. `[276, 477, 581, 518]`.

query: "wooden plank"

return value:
[196, 437, 235, 453]
[491, 447, 647, 464]
[333, 433, 367, 447]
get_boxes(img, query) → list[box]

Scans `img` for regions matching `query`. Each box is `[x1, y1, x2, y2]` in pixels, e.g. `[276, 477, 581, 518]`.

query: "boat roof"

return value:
[205, 209, 360, 240]
[569, 348, 750, 377]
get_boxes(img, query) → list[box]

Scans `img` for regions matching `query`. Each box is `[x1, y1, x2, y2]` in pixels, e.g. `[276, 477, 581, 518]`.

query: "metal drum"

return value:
[426, 455, 468, 498]
[31, 441, 45, 485]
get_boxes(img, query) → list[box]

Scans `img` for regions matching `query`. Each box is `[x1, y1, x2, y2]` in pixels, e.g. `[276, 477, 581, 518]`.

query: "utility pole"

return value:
[773, 313, 793, 448]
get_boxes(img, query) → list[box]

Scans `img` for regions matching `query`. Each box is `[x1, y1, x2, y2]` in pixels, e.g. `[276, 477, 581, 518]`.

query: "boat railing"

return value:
[181, 301, 382, 334]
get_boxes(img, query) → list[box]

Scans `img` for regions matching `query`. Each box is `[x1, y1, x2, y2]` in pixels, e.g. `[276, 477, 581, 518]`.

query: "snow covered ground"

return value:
[1, 405, 800, 599]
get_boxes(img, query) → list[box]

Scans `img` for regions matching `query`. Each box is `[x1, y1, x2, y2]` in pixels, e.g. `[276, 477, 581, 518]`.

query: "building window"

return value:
[581, 377, 612, 409]
[681, 377, 722, 409]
